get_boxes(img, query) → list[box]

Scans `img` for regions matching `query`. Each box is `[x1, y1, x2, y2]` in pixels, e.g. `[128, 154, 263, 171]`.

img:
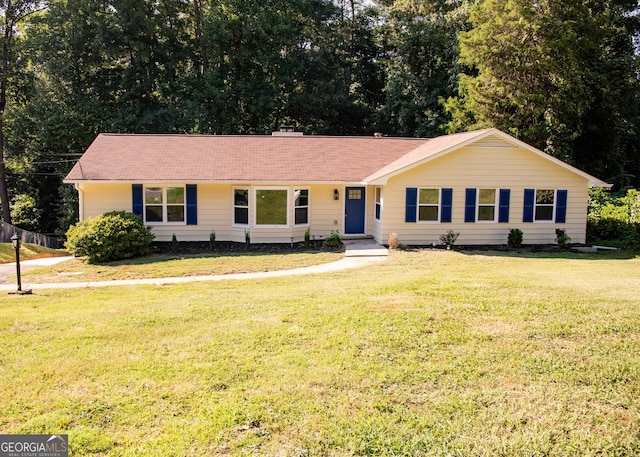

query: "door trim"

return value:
[344, 186, 366, 234]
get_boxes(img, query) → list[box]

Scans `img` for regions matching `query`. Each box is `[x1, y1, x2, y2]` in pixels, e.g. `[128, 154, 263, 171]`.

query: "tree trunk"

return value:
[193, 0, 209, 74]
[0, 16, 13, 224]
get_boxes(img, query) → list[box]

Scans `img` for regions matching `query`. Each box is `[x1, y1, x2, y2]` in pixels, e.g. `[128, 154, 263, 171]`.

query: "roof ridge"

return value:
[97, 132, 433, 140]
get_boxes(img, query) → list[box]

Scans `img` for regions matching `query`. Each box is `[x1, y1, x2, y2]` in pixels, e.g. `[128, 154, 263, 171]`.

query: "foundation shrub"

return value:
[65, 211, 154, 263]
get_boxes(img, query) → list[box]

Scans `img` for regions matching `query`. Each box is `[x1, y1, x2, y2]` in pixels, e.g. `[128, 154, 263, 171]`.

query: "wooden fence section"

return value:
[0, 222, 62, 249]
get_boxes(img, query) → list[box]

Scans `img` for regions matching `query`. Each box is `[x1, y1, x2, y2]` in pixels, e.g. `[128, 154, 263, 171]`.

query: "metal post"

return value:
[9, 232, 31, 295]
[15, 241, 21, 292]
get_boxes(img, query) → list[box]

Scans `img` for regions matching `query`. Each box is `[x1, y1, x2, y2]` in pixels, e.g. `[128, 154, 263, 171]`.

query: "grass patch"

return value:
[7, 251, 342, 284]
[1, 249, 639, 455]
[0, 242, 68, 264]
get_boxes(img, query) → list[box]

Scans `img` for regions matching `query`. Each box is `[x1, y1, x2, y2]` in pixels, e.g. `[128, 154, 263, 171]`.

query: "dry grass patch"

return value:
[5, 251, 342, 284]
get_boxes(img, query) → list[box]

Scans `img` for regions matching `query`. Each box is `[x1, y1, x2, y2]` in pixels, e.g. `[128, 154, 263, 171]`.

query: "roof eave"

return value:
[64, 178, 368, 185]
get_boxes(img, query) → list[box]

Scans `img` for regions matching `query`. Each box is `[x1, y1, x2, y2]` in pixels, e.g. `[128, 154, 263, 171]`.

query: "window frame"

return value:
[143, 185, 186, 225]
[477, 188, 498, 222]
[233, 187, 250, 227]
[294, 188, 309, 226]
[375, 187, 382, 221]
[534, 189, 555, 222]
[417, 188, 441, 223]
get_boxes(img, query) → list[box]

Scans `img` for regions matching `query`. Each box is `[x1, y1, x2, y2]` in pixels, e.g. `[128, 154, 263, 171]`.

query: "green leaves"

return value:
[446, 0, 640, 185]
[65, 211, 154, 263]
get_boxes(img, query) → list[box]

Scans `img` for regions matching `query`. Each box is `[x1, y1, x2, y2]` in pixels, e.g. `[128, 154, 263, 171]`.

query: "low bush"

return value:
[508, 228, 523, 248]
[439, 229, 459, 249]
[555, 228, 571, 250]
[304, 227, 311, 248]
[65, 211, 154, 263]
[323, 230, 343, 250]
[388, 232, 399, 250]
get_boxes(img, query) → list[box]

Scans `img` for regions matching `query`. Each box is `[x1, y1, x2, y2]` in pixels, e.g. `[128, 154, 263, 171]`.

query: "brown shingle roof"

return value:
[64, 129, 609, 186]
[65, 133, 433, 182]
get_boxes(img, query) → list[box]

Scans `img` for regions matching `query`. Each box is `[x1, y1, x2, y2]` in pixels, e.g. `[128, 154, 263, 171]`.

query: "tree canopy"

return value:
[1, 0, 639, 234]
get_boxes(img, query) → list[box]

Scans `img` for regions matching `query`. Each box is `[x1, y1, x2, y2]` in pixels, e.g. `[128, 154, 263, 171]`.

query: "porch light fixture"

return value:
[9, 232, 31, 295]
[334, 189, 339, 200]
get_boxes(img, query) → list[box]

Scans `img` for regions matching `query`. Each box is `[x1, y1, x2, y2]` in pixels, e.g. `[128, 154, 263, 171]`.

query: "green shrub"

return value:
[587, 187, 640, 249]
[323, 230, 343, 250]
[210, 230, 216, 251]
[65, 211, 154, 263]
[508, 228, 523, 248]
[555, 228, 571, 250]
[304, 227, 311, 248]
[439, 229, 459, 249]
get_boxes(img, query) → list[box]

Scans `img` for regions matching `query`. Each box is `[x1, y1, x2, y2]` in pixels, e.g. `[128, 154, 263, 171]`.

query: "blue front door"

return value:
[345, 187, 366, 234]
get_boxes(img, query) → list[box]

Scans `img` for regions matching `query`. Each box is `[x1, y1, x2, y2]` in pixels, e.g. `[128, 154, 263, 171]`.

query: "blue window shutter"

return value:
[498, 189, 510, 223]
[523, 189, 535, 222]
[132, 184, 143, 218]
[186, 184, 198, 225]
[405, 188, 417, 223]
[441, 188, 453, 223]
[555, 189, 567, 223]
[464, 188, 476, 222]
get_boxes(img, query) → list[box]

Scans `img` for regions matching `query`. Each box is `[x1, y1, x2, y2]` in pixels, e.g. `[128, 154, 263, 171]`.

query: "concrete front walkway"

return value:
[0, 240, 388, 291]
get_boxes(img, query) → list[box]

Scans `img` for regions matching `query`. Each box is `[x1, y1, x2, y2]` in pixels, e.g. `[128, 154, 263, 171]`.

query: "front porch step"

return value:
[344, 238, 388, 257]
[342, 234, 374, 240]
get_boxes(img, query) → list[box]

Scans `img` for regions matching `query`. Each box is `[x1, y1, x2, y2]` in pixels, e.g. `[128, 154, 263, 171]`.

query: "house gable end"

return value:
[365, 129, 610, 188]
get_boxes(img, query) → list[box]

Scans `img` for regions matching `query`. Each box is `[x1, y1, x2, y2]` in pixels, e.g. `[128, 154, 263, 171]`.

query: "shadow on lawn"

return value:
[398, 244, 638, 260]
[454, 245, 639, 260]
[94, 241, 339, 267]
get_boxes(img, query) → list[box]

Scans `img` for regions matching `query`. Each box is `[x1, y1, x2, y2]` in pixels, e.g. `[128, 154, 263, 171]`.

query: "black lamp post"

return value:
[10, 232, 31, 295]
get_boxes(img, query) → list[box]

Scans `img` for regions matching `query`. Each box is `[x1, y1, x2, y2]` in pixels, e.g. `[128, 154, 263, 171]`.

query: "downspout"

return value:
[74, 183, 84, 221]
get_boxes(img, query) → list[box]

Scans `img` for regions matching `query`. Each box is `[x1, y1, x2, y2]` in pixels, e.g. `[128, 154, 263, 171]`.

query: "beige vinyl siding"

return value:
[380, 142, 590, 245]
[371, 186, 384, 243]
[77, 183, 131, 218]
[78, 182, 346, 243]
[308, 184, 344, 241]
[154, 184, 232, 242]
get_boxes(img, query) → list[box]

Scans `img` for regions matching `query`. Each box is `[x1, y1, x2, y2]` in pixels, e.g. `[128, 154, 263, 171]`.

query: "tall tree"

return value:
[0, 0, 42, 224]
[446, 0, 640, 185]
[377, 0, 471, 137]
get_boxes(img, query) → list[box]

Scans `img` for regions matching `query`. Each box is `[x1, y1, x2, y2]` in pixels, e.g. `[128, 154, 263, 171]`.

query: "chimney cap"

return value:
[272, 125, 303, 136]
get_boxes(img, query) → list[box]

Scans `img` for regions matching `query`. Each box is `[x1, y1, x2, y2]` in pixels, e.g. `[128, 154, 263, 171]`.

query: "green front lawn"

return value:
[1, 249, 639, 456]
[8, 251, 342, 284]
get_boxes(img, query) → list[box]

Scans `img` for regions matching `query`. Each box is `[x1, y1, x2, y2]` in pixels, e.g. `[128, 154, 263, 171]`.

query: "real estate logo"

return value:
[0, 435, 68, 457]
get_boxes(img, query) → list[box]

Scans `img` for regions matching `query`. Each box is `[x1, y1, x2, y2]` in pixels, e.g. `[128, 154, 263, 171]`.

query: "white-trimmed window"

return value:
[294, 189, 309, 225]
[477, 189, 497, 221]
[234, 188, 249, 225]
[375, 187, 382, 220]
[535, 189, 555, 221]
[255, 188, 288, 226]
[418, 188, 440, 222]
[144, 186, 185, 224]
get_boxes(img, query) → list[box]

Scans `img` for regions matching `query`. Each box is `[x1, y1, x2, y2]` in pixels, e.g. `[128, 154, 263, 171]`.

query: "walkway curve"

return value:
[0, 241, 388, 291]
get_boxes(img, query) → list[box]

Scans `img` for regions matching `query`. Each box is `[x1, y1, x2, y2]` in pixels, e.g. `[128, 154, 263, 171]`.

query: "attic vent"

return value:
[473, 135, 512, 148]
[272, 125, 303, 137]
